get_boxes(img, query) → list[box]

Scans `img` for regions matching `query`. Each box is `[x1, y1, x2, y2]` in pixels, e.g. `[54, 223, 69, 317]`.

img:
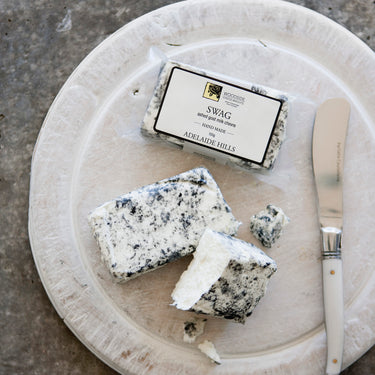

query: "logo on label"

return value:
[203, 82, 222, 102]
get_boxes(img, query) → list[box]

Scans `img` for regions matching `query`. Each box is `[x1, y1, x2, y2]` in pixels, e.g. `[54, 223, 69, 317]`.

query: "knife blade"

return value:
[312, 98, 350, 375]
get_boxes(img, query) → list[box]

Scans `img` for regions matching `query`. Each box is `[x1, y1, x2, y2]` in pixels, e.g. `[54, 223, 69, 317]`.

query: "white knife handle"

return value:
[323, 258, 344, 374]
[321, 227, 344, 375]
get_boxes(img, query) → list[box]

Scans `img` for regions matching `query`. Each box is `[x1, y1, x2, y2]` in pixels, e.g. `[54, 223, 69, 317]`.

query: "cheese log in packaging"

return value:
[141, 60, 289, 171]
[88, 167, 240, 283]
[171, 228, 277, 323]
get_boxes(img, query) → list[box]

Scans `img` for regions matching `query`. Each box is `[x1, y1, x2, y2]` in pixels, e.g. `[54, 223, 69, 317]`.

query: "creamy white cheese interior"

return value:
[171, 228, 277, 323]
[88, 167, 240, 282]
[198, 340, 221, 365]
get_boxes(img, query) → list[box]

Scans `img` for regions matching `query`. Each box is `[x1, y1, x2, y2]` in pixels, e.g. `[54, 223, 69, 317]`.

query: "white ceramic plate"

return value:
[29, 1, 375, 374]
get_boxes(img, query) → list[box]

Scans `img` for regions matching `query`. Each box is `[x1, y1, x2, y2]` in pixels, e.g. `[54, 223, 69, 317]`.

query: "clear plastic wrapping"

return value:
[140, 51, 316, 173]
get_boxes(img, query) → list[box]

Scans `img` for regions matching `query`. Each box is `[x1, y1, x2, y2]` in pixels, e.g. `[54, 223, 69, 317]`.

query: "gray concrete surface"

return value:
[1, 0, 374, 374]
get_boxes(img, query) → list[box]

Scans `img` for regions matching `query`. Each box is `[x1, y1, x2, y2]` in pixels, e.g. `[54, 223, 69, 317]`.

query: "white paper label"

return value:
[154, 67, 282, 164]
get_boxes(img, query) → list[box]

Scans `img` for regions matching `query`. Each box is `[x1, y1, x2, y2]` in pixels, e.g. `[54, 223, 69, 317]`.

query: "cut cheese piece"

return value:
[249, 204, 290, 248]
[171, 228, 277, 323]
[88, 167, 240, 283]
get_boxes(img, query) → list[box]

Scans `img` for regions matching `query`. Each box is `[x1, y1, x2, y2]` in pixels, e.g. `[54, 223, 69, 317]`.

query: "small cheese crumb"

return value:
[198, 340, 221, 365]
[249, 204, 290, 248]
[88, 167, 240, 283]
[183, 318, 206, 343]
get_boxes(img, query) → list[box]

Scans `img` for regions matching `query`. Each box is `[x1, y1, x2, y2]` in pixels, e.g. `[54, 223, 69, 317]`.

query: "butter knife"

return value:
[312, 98, 350, 375]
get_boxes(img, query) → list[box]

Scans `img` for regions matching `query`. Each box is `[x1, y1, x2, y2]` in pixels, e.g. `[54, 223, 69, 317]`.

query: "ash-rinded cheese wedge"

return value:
[141, 60, 289, 171]
[88, 167, 240, 283]
[171, 228, 277, 323]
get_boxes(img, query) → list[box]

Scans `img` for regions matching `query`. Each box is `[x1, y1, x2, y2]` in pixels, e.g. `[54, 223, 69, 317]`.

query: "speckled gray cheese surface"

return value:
[88, 167, 240, 282]
[250, 204, 290, 248]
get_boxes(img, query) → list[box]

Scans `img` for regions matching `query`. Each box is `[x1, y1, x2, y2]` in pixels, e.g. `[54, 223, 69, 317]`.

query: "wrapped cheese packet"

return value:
[141, 59, 289, 171]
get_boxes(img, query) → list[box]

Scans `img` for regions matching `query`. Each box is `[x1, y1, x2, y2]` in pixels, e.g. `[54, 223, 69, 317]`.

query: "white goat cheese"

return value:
[249, 204, 290, 248]
[88, 167, 240, 282]
[171, 228, 277, 323]
[198, 340, 221, 365]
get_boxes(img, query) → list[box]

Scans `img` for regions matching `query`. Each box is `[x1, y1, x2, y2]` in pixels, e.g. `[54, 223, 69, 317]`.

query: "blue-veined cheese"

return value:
[88, 167, 240, 283]
[249, 204, 290, 248]
[171, 228, 277, 323]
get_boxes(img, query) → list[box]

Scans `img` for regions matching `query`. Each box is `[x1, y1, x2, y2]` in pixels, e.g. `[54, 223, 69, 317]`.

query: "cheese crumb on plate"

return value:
[88, 167, 240, 282]
[183, 317, 206, 344]
[249, 204, 290, 248]
[198, 340, 221, 365]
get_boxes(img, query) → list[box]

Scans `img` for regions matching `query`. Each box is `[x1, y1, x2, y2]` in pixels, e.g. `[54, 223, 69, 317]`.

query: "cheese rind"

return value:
[88, 167, 240, 282]
[249, 204, 290, 248]
[171, 228, 277, 323]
